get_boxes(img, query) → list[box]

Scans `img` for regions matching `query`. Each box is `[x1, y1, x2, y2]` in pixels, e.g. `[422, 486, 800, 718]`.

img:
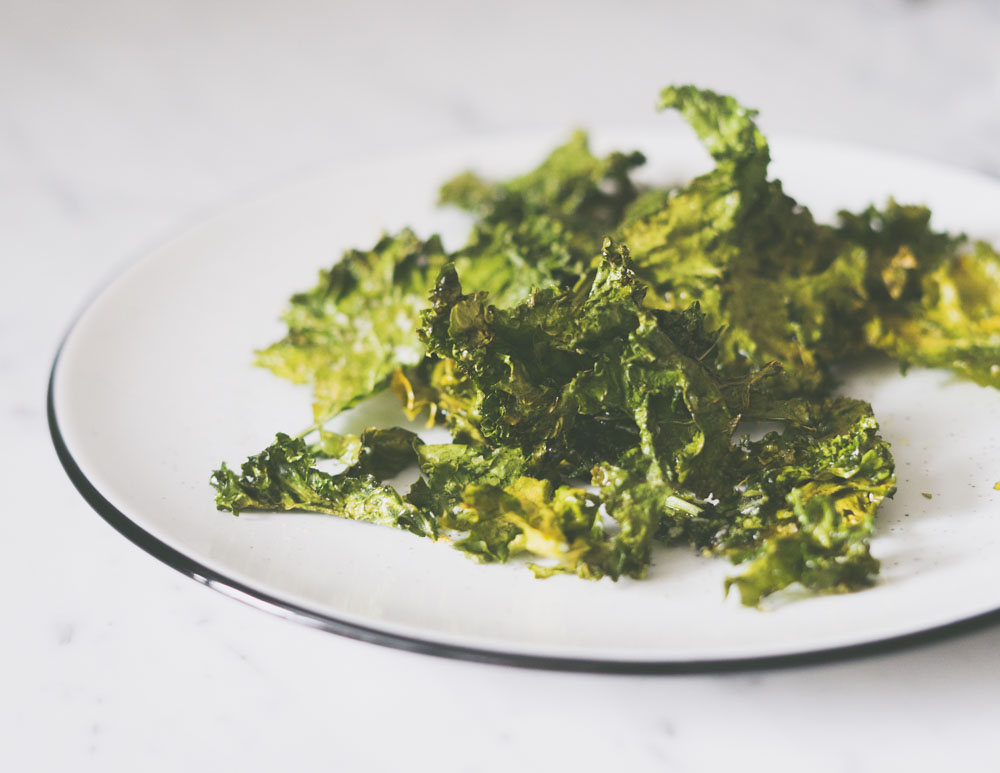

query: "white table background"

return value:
[4, 1, 1000, 770]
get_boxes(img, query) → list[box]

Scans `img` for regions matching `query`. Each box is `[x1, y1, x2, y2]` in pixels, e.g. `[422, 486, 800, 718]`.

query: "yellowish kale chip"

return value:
[865, 241, 1000, 388]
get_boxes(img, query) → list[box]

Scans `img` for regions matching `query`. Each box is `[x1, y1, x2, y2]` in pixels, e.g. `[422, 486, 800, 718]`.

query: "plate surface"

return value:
[50, 128, 1000, 670]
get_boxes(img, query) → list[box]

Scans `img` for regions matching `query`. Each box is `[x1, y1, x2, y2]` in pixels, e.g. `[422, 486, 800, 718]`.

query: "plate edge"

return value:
[44, 135, 1000, 673]
[47, 325, 1000, 673]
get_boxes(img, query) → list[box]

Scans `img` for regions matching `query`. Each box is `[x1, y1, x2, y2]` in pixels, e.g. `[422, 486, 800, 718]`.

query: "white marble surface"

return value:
[4, 0, 1000, 770]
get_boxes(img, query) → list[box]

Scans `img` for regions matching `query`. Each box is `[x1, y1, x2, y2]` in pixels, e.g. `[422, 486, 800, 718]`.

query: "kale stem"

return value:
[294, 422, 323, 440]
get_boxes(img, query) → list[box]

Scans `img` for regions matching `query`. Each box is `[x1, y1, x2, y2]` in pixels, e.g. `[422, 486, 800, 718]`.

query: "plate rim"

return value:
[47, 134, 1000, 673]
[48, 351, 1000, 672]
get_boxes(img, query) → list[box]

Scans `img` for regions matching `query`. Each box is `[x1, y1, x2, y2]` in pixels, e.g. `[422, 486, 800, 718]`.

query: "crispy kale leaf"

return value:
[419, 242, 739, 493]
[621, 86, 871, 397]
[832, 200, 1000, 385]
[440, 129, 645, 268]
[407, 443, 527, 524]
[451, 477, 605, 575]
[215, 83, 1000, 608]
[258, 136, 642, 427]
[592, 462, 706, 580]
[255, 230, 448, 424]
[835, 199, 961, 302]
[864, 241, 1000, 387]
[718, 398, 895, 606]
[212, 430, 436, 537]
[409, 445, 701, 581]
[624, 88, 995, 400]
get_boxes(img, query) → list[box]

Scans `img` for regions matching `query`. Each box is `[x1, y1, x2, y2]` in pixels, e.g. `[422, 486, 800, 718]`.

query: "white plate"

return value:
[50, 128, 1000, 670]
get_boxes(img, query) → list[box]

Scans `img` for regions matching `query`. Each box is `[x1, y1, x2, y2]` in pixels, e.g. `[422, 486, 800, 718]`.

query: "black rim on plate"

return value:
[48, 282, 1000, 674]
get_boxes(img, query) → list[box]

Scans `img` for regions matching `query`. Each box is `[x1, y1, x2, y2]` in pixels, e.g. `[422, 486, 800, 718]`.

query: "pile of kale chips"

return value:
[212, 86, 1000, 606]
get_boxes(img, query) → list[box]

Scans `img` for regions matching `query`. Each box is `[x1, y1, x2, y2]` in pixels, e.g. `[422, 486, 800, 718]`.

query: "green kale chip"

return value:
[621, 86, 869, 396]
[212, 430, 436, 538]
[212, 83, 1000, 609]
[255, 230, 448, 424]
[440, 129, 645, 265]
[419, 242, 739, 493]
[718, 398, 896, 605]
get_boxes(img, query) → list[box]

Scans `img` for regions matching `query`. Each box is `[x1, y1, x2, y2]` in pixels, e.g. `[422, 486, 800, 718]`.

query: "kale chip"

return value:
[213, 84, 999, 606]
